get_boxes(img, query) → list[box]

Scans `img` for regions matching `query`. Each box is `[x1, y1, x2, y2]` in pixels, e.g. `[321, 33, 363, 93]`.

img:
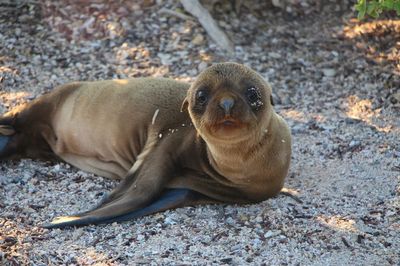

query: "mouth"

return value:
[202, 117, 252, 142]
[211, 117, 247, 134]
[214, 116, 242, 127]
[219, 118, 238, 127]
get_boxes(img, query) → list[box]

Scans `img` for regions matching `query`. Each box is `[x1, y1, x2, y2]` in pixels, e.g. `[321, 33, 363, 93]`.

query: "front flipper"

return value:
[42, 137, 211, 229]
[42, 188, 208, 228]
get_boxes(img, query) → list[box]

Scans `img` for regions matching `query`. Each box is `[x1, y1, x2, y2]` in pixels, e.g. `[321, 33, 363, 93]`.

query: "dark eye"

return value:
[246, 87, 261, 103]
[245, 87, 263, 110]
[195, 90, 209, 106]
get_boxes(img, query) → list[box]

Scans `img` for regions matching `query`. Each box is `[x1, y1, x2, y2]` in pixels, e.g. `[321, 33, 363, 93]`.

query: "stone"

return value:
[322, 68, 336, 77]
[192, 34, 204, 45]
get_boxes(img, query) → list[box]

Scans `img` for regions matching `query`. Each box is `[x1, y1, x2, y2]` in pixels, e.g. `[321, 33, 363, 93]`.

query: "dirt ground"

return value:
[0, 0, 399, 265]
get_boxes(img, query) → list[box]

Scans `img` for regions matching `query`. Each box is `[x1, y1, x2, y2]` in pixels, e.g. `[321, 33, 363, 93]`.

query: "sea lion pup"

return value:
[0, 62, 291, 228]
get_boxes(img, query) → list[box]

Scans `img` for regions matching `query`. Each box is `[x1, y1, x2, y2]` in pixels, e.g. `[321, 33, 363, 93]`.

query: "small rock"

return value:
[23, 207, 35, 214]
[292, 124, 307, 134]
[252, 238, 262, 247]
[390, 92, 400, 104]
[281, 95, 293, 105]
[264, 230, 281, 238]
[349, 140, 361, 148]
[3, 236, 17, 246]
[53, 164, 61, 172]
[188, 69, 197, 76]
[164, 216, 176, 225]
[275, 92, 292, 105]
[385, 151, 393, 158]
[271, 0, 284, 8]
[192, 34, 204, 45]
[221, 257, 233, 263]
[322, 68, 336, 77]
[268, 52, 281, 59]
[23, 172, 32, 180]
[239, 214, 249, 222]
[198, 61, 208, 72]
[230, 244, 241, 252]
[344, 117, 362, 124]
[356, 234, 365, 244]
[158, 53, 171, 65]
[321, 124, 336, 132]
[226, 217, 235, 225]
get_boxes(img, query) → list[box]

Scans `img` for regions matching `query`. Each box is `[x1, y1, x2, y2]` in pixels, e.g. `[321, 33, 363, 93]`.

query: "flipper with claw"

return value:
[42, 188, 207, 228]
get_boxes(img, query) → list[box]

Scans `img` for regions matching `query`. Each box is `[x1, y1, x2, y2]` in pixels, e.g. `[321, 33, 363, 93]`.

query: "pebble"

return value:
[322, 68, 336, 77]
[264, 230, 281, 239]
[198, 61, 208, 72]
[268, 52, 281, 59]
[53, 164, 61, 172]
[390, 92, 400, 104]
[226, 217, 235, 226]
[230, 244, 241, 252]
[291, 124, 307, 134]
[157, 53, 172, 65]
[192, 34, 204, 45]
[349, 140, 361, 148]
[164, 217, 177, 225]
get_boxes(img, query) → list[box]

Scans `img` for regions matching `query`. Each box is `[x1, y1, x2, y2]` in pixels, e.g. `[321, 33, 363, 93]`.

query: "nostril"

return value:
[219, 97, 235, 114]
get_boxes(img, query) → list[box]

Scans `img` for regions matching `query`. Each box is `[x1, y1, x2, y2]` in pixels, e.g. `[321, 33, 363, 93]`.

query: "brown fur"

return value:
[0, 63, 291, 227]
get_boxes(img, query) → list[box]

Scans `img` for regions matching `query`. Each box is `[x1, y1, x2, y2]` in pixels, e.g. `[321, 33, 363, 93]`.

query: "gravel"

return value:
[1, 0, 399, 265]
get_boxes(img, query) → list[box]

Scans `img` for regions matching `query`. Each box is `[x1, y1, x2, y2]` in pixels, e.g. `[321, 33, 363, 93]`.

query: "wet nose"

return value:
[219, 97, 235, 115]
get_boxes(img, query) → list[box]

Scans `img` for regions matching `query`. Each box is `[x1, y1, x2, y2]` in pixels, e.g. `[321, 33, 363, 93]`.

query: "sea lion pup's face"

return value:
[183, 63, 274, 144]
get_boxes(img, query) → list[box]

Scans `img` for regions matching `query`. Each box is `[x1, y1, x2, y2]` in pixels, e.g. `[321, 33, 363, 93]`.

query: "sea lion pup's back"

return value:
[47, 78, 190, 179]
[0, 78, 190, 179]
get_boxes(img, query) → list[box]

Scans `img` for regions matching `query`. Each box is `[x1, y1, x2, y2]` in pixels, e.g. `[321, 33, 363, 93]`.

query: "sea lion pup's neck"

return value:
[205, 119, 276, 183]
[205, 137, 262, 182]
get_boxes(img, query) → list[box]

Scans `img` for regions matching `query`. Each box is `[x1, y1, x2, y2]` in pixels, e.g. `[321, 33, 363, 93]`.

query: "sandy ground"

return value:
[1, 1, 399, 265]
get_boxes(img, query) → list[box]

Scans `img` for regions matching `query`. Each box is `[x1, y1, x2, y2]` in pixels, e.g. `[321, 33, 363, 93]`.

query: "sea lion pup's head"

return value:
[182, 62, 274, 145]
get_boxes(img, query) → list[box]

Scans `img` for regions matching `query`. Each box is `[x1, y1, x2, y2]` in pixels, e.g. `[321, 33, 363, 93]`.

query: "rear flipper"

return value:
[0, 135, 10, 152]
[0, 124, 15, 158]
[42, 188, 209, 229]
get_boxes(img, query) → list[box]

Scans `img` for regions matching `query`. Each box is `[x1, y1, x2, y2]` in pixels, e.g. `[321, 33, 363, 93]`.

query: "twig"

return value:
[280, 188, 303, 204]
[180, 0, 234, 54]
[341, 236, 352, 248]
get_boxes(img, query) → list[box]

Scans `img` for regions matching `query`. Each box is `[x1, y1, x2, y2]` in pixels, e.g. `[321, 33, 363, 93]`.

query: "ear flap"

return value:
[270, 95, 275, 106]
[0, 125, 15, 136]
[180, 97, 189, 113]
